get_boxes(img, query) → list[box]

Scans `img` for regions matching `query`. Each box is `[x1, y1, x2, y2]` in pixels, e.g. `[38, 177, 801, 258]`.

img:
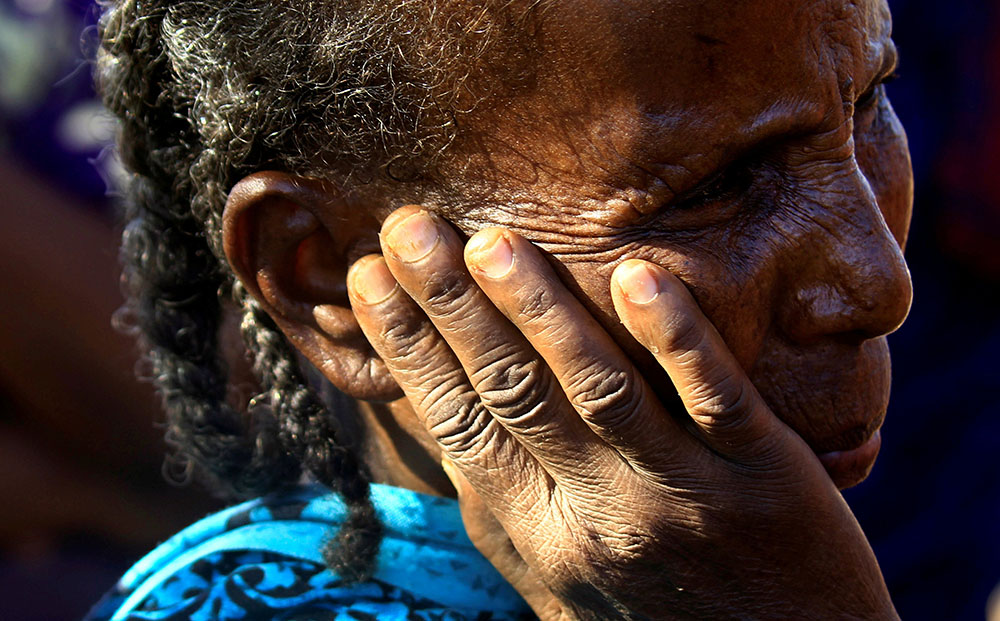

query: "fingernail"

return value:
[616, 261, 659, 304]
[380, 206, 415, 234]
[350, 256, 397, 304]
[466, 231, 513, 278]
[384, 210, 440, 263]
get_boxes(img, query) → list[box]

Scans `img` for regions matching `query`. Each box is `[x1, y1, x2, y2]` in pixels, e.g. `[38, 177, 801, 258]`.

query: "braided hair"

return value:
[97, 0, 534, 580]
[96, 0, 448, 581]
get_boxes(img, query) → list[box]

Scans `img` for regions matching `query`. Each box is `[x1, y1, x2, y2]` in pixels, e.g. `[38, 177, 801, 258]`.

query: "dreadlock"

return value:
[95, 0, 529, 580]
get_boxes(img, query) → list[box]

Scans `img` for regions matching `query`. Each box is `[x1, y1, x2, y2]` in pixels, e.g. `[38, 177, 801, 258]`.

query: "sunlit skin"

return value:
[221, 0, 911, 617]
[438, 0, 913, 486]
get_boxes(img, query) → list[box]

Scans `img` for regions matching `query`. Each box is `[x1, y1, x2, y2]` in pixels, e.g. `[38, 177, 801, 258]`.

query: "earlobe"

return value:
[222, 171, 402, 401]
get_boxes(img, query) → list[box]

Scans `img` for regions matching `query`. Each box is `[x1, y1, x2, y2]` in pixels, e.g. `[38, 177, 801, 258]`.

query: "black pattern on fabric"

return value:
[84, 484, 531, 620]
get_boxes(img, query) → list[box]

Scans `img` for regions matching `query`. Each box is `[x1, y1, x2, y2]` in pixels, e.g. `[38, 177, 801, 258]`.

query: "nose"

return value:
[778, 165, 913, 345]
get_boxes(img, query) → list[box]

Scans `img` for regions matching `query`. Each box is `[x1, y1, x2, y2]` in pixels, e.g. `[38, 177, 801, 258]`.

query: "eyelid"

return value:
[672, 160, 754, 210]
[856, 44, 901, 106]
[855, 73, 899, 112]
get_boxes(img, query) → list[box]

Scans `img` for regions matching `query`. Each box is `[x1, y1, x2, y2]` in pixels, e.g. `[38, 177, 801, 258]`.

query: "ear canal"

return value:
[293, 226, 350, 307]
[222, 170, 401, 402]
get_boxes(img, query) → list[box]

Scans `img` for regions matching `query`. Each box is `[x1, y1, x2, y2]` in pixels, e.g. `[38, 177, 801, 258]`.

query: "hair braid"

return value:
[104, 3, 302, 498]
[101, 0, 379, 577]
[121, 183, 301, 497]
[96, 0, 520, 582]
[237, 286, 382, 581]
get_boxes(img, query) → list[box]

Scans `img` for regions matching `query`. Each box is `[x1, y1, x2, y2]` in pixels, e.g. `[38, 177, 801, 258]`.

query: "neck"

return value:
[355, 398, 455, 498]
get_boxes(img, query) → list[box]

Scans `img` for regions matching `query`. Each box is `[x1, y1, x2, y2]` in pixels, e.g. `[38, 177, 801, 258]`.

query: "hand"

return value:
[347, 206, 897, 620]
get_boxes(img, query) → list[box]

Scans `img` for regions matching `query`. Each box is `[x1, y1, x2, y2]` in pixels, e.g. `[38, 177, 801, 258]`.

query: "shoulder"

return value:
[85, 484, 529, 620]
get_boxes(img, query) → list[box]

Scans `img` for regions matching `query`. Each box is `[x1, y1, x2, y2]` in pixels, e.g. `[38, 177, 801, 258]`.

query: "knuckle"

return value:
[419, 366, 471, 410]
[381, 312, 439, 357]
[687, 371, 751, 425]
[567, 366, 643, 426]
[423, 386, 497, 455]
[661, 307, 708, 355]
[475, 357, 556, 422]
[568, 517, 655, 582]
[518, 283, 558, 323]
[418, 268, 475, 316]
[432, 413, 496, 456]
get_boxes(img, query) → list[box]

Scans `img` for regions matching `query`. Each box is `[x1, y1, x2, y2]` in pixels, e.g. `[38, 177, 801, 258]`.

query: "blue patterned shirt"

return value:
[85, 484, 531, 620]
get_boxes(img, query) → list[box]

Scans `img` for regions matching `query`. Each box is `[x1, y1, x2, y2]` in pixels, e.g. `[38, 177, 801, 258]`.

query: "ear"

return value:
[222, 171, 401, 401]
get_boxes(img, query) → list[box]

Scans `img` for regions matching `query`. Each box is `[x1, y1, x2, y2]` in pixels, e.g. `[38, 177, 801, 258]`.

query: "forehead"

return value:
[543, 0, 892, 76]
[538, 0, 892, 112]
[454, 0, 894, 206]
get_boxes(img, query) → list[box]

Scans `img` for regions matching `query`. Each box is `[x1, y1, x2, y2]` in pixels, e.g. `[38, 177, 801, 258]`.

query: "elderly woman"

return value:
[88, 0, 911, 618]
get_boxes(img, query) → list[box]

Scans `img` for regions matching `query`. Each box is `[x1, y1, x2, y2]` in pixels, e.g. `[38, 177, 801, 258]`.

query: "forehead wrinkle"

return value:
[433, 0, 897, 240]
[604, 2, 893, 208]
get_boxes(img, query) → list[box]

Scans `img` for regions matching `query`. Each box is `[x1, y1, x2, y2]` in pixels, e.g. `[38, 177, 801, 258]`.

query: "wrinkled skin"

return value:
[438, 0, 913, 484]
[224, 0, 912, 617]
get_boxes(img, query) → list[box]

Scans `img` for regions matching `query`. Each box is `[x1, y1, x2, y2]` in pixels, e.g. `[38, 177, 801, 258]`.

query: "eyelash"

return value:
[673, 162, 755, 211]
[856, 71, 900, 110]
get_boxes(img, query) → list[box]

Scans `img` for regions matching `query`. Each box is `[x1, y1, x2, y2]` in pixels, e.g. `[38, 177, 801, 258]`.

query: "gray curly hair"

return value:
[97, 0, 535, 581]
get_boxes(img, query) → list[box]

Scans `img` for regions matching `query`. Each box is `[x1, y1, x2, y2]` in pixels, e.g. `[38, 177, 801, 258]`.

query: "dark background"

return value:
[0, 0, 997, 618]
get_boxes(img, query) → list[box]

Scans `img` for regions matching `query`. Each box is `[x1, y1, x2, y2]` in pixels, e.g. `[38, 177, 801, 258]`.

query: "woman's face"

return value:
[435, 0, 912, 488]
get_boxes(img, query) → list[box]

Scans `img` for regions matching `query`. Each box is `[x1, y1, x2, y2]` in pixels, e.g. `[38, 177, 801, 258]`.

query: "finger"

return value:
[441, 458, 563, 620]
[378, 207, 617, 480]
[347, 254, 552, 514]
[610, 260, 795, 466]
[463, 228, 689, 471]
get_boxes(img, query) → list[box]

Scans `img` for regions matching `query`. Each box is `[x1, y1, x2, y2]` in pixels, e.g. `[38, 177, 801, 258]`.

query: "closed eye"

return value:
[673, 162, 754, 211]
[856, 70, 899, 110]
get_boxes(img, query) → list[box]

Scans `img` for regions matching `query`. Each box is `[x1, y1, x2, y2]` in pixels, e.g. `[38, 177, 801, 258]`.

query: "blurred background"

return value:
[0, 0, 997, 619]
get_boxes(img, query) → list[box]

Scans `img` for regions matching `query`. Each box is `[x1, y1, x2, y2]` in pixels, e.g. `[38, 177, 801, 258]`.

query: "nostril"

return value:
[829, 328, 876, 346]
[782, 259, 913, 345]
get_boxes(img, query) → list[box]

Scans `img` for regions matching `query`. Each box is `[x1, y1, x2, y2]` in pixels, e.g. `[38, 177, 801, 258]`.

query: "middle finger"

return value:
[379, 206, 616, 479]
[463, 228, 689, 472]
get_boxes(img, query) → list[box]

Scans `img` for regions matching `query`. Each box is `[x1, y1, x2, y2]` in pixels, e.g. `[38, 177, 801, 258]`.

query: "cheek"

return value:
[854, 97, 913, 248]
[551, 235, 774, 377]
